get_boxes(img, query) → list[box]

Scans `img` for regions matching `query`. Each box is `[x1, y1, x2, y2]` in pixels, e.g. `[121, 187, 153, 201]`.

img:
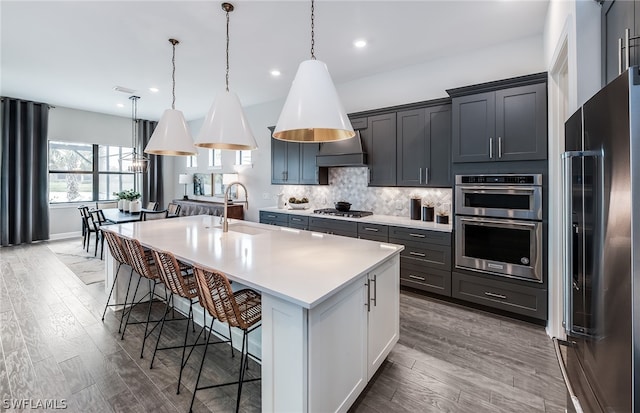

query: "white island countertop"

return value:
[260, 206, 453, 232]
[104, 215, 403, 309]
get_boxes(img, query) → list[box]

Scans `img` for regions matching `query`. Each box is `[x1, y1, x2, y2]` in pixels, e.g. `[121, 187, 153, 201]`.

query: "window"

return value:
[48, 141, 134, 203]
[236, 150, 252, 165]
[187, 154, 198, 168]
[209, 149, 221, 168]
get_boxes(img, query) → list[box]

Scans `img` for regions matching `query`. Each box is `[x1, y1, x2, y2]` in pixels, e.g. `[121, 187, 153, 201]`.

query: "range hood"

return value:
[316, 131, 367, 167]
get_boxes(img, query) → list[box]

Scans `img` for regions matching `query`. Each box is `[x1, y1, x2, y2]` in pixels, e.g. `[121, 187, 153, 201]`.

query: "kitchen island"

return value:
[103, 215, 403, 412]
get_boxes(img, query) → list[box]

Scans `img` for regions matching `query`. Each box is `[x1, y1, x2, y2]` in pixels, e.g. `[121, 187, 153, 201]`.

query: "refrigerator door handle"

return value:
[562, 150, 602, 335]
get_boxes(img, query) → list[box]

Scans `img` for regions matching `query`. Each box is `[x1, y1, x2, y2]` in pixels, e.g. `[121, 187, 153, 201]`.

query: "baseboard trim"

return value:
[50, 231, 82, 241]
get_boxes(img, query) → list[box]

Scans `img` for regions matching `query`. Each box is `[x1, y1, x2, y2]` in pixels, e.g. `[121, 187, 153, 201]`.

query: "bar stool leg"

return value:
[190, 318, 215, 413]
[177, 300, 194, 394]
[121, 276, 141, 340]
[102, 262, 122, 321]
[235, 330, 248, 413]
[140, 280, 158, 358]
[118, 268, 135, 333]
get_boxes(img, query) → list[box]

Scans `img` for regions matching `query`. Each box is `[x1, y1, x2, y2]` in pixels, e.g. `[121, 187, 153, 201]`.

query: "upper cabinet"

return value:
[602, 0, 639, 85]
[269, 127, 328, 185]
[448, 74, 547, 163]
[363, 112, 397, 186]
[396, 102, 451, 187]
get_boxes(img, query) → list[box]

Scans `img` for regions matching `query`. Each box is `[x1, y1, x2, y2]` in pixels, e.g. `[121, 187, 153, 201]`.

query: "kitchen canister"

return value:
[410, 198, 422, 220]
[422, 206, 434, 222]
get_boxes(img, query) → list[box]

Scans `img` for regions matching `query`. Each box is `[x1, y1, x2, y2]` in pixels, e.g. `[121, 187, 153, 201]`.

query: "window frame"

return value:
[48, 141, 135, 204]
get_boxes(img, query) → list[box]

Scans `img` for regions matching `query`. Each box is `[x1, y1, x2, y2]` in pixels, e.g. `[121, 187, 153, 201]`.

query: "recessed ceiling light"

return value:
[116, 103, 124, 108]
[270, 70, 281, 77]
[149, 87, 159, 93]
[354, 39, 367, 48]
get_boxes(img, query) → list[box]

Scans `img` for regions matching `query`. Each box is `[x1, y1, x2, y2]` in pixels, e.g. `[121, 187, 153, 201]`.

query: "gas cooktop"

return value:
[313, 208, 373, 218]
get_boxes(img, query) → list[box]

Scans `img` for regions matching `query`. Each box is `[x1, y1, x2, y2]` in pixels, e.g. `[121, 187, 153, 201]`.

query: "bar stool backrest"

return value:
[121, 237, 158, 280]
[193, 266, 246, 330]
[151, 249, 197, 299]
[103, 231, 129, 266]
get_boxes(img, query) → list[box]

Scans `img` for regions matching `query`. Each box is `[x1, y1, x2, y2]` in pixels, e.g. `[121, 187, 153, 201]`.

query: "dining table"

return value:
[101, 208, 145, 224]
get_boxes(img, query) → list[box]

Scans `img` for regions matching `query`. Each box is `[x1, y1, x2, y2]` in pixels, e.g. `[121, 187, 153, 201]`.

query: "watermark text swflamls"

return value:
[2, 399, 67, 409]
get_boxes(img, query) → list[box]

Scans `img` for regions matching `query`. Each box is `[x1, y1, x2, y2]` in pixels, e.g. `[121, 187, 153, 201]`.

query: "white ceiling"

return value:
[1, 0, 549, 122]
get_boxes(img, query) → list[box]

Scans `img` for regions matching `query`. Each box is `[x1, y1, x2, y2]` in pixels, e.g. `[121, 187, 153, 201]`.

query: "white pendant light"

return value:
[120, 95, 149, 174]
[145, 39, 197, 156]
[194, 2, 257, 151]
[273, 0, 354, 143]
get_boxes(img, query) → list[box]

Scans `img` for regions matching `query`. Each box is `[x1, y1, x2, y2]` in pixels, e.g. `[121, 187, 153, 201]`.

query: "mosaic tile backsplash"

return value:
[281, 167, 452, 217]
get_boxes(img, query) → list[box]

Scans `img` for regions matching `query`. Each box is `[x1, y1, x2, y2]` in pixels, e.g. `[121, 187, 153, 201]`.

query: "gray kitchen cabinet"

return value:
[452, 271, 547, 320]
[349, 116, 368, 130]
[357, 222, 389, 243]
[449, 75, 547, 163]
[270, 126, 328, 185]
[396, 103, 452, 187]
[602, 0, 637, 85]
[288, 214, 309, 230]
[363, 113, 397, 186]
[308, 216, 358, 238]
[259, 211, 289, 227]
[388, 226, 452, 296]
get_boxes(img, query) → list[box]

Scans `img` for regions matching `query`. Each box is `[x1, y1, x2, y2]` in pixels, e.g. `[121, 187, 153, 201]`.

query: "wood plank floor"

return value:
[0, 241, 567, 412]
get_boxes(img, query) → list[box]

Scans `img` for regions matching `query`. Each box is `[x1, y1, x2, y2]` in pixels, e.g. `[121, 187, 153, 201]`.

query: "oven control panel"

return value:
[457, 174, 542, 185]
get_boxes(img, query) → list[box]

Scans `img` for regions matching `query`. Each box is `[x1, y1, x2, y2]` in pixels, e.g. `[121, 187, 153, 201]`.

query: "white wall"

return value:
[177, 34, 546, 223]
[543, 0, 601, 338]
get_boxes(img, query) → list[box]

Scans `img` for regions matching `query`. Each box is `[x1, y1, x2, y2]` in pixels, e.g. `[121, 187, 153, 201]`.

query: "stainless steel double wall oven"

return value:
[454, 174, 543, 283]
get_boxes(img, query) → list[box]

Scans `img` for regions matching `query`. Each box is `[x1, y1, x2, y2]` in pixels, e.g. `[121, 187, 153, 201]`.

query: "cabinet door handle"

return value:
[409, 233, 426, 238]
[363, 227, 379, 232]
[484, 292, 507, 300]
[619, 37, 624, 75]
[371, 274, 377, 307]
[425, 167, 429, 184]
[489, 137, 494, 159]
[419, 167, 423, 184]
[408, 274, 425, 281]
[368, 168, 372, 184]
[365, 279, 371, 312]
[498, 137, 502, 158]
[409, 251, 426, 257]
[625, 27, 631, 71]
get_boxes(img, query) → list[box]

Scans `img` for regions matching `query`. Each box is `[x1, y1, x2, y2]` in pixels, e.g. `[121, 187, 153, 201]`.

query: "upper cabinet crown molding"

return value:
[446, 72, 548, 98]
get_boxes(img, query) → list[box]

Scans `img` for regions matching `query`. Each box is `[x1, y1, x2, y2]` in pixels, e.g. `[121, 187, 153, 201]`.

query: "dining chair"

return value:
[167, 203, 181, 218]
[146, 201, 159, 211]
[140, 210, 168, 221]
[90, 209, 109, 259]
[80, 206, 98, 253]
[190, 265, 262, 413]
[77, 205, 88, 248]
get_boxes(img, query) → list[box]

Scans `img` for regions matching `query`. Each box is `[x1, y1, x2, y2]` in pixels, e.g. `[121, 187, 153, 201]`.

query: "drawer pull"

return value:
[409, 251, 426, 257]
[409, 233, 426, 238]
[267, 214, 276, 218]
[363, 227, 379, 232]
[291, 218, 302, 222]
[408, 274, 425, 281]
[484, 292, 507, 300]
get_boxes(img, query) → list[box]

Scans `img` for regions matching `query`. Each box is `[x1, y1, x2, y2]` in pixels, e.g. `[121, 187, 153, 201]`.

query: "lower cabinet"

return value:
[357, 222, 389, 242]
[307, 254, 399, 412]
[288, 215, 309, 230]
[451, 271, 547, 320]
[309, 216, 358, 238]
[259, 211, 288, 226]
[389, 226, 452, 296]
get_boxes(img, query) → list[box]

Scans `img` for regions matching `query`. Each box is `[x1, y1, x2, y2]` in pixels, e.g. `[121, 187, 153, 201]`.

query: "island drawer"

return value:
[357, 223, 389, 241]
[388, 226, 451, 246]
[400, 261, 451, 296]
[452, 272, 547, 320]
[260, 211, 289, 227]
[288, 215, 309, 230]
[309, 217, 358, 238]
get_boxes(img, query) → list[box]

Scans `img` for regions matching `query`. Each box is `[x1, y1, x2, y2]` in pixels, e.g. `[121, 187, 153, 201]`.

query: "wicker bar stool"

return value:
[101, 231, 135, 327]
[120, 236, 167, 357]
[190, 265, 262, 413]
[150, 249, 233, 394]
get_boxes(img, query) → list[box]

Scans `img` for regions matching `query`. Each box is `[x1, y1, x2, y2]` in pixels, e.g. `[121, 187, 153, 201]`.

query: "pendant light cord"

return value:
[171, 40, 177, 110]
[130, 96, 137, 153]
[225, 7, 230, 92]
[310, 0, 315, 60]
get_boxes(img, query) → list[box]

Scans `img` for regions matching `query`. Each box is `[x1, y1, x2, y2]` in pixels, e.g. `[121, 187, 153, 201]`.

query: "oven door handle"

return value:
[458, 217, 537, 229]
[457, 186, 539, 194]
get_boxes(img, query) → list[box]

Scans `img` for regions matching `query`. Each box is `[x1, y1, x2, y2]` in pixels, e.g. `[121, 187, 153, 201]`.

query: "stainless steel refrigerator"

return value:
[558, 67, 640, 412]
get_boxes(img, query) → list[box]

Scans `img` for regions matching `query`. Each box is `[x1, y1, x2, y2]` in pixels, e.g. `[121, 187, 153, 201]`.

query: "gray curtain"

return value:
[138, 119, 163, 209]
[0, 97, 50, 246]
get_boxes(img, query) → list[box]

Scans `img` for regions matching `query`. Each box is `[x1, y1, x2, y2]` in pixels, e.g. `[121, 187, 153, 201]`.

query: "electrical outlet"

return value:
[395, 200, 403, 210]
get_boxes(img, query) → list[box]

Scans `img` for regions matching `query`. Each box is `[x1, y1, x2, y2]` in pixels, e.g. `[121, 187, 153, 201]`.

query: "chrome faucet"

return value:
[223, 181, 248, 232]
